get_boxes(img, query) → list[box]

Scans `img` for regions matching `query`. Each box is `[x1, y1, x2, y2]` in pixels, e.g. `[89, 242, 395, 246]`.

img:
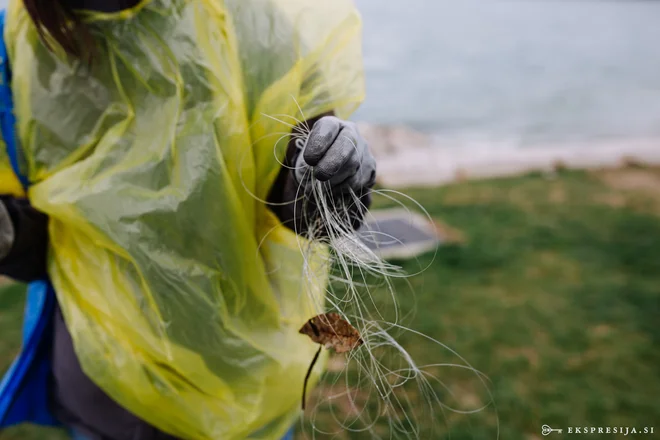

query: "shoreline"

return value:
[357, 123, 660, 188]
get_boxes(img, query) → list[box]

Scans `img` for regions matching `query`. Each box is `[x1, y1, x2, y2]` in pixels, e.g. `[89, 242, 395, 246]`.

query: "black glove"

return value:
[0, 197, 49, 282]
[289, 116, 376, 234]
[294, 116, 376, 194]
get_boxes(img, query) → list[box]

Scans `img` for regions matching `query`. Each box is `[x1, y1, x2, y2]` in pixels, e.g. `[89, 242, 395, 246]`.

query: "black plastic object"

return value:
[358, 209, 442, 260]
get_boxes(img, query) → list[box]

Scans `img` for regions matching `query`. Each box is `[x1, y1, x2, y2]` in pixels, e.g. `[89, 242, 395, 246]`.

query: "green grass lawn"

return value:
[1, 167, 659, 439]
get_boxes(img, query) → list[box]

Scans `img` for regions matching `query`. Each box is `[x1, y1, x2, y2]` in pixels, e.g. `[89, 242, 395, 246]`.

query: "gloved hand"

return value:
[294, 116, 376, 194]
[0, 197, 49, 282]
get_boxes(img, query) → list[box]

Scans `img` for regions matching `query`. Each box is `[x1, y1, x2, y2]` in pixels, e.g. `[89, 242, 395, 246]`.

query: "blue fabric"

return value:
[0, 8, 60, 429]
[281, 428, 295, 440]
[0, 10, 27, 189]
[0, 282, 58, 427]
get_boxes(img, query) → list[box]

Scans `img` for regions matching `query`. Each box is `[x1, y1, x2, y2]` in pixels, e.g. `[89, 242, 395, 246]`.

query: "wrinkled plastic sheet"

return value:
[1, 0, 364, 437]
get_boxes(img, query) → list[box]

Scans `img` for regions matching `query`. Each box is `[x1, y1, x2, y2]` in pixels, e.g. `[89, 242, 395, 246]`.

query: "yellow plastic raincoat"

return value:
[1, 0, 364, 438]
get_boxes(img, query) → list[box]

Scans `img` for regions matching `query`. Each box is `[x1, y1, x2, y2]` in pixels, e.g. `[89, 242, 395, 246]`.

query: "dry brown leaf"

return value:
[299, 312, 363, 353]
[299, 313, 363, 410]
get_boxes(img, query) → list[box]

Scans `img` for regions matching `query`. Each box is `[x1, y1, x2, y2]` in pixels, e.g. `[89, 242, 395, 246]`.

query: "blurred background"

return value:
[354, 0, 660, 145]
[323, 1, 659, 438]
[1, 0, 659, 439]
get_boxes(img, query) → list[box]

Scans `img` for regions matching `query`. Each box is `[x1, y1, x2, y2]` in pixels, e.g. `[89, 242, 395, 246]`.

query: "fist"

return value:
[294, 116, 376, 193]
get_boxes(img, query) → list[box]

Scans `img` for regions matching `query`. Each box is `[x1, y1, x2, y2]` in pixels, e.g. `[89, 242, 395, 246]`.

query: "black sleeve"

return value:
[267, 114, 372, 237]
[0, 196, 49, 283]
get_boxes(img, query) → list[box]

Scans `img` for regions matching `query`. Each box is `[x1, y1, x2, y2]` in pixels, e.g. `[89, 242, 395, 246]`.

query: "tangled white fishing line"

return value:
[242, 99, 499, 439]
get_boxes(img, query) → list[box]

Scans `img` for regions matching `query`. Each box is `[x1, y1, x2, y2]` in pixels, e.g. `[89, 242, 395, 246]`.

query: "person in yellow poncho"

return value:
[0, 0, 375, 439]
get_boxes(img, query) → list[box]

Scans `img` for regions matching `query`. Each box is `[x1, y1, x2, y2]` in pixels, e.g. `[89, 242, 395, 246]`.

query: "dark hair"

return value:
[22, 0, 94, 62]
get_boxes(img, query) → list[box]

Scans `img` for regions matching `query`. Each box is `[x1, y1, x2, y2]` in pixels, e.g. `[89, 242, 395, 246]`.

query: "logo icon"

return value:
[542, 425, 563, 436]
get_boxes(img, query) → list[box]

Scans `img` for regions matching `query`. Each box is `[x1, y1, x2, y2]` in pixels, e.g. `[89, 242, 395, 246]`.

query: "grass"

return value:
[1, 167, 659, 439]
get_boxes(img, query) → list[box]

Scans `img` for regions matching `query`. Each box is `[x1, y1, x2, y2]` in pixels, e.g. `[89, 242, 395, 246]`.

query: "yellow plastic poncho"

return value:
[2, 0, 364, 438]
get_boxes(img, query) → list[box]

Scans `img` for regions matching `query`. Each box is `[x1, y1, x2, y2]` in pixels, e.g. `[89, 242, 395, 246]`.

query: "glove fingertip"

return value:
[303, 141, 325, 166]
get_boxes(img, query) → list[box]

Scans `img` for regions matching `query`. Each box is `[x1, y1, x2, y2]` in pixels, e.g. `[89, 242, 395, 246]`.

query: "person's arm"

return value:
[0, 197, 49, 282]
[267, 114, 376, 236]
